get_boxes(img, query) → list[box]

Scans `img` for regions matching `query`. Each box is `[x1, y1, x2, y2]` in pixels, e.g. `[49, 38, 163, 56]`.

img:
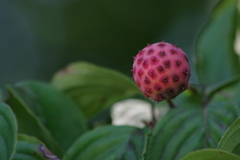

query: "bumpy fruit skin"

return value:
[132, 42, 190, 102]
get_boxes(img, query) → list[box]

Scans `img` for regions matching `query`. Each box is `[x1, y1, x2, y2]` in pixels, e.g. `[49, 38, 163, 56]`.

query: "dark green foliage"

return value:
[143, 99, 238, 160]
[51, 62, 139, 118]
[195, 0, 240, 87]
[0, 0, 240, 160]
[13, 134, 51, 160]
[0, 102, 17, 160]
[181, 149, 240, 160]
[63, 126, 145, 160]
[218, 118, 240, 156]
[6, 82, 88, 157]
[6, 86, 64, 157]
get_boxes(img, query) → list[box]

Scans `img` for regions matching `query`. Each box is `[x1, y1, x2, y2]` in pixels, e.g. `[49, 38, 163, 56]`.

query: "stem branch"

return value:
[149, 100, 157, 123]
[166, 99, 175, 109]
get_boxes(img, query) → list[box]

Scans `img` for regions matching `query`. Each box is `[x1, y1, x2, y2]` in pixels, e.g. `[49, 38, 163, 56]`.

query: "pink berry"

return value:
[132, 42, 190, 102]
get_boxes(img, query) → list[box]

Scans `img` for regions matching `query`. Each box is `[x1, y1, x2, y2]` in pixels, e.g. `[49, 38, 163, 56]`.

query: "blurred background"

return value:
[0, 0, 219, 87]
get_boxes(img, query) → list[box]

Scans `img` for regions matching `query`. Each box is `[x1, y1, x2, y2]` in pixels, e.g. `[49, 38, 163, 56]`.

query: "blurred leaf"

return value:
[0, 102, 17, 160]
[63, 125, 145, 160]
[206, 75, 240, 102]
[173, 88, 203, 108]
[17, 134, 45, 146]
[87, 107, 114, 129]
[9, 81, 88, 152]
[218, 118, 240, 156]
[6, 86, 64, 157]
[143, 98, 238, 160]
[195, 0, 240, 87]
[13, 134, 60, 160]
[181, 149, 240, 160]
[210, 81, 240, 116]
[51, 62, 139, 118]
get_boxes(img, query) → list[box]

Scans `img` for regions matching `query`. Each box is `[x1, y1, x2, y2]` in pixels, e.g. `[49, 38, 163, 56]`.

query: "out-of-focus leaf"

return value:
[143, 98, 238, 160]
[173, 88, 203, 108]
[206, 75, 240, 102]
[181, 149, 240, 160]
[0, 102, 17, 160]
[63, 125, 145, 160]
[17, 134, 45, 146]
[195, 0, 240, 87]
[51, 62, 139, 118]
[218, 118, 240, 156]
[6, 86, 63, 157]
[13, 134, 60, 160]
[9, 81, 88, 152]
[210, 81, 240, 116]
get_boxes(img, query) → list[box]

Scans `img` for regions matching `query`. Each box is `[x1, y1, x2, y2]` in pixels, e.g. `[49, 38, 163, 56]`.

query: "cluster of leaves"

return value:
[1, 0, 240, 160]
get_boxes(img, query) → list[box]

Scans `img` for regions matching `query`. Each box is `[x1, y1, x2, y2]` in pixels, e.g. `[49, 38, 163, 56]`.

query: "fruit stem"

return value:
[149, 99, 157, 123]
[166, 100, 175, 109]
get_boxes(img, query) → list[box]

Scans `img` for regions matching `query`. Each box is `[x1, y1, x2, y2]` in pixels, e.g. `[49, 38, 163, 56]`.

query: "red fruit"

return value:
[132, 42, 190, 102]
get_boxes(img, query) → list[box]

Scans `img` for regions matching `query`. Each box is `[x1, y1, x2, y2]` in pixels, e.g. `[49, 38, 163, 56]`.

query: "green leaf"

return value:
[17, 134, 45, 145]
[206, 75, 240, 102]
[6, 86, 64, 157]
[210, 81, 240, 116]
[51, 62, 139, 118]
[143, 98, 238, 160]
[195, 0, 240, 87]
[0, 102, 17, 160]
[218, 118, 240, 156]
[181, 149, 240, 160]
[63, 125, 145, 160]
[7, 81, 88, 152]
[13, 134, 60, 160]
[173, 88, 203, 108]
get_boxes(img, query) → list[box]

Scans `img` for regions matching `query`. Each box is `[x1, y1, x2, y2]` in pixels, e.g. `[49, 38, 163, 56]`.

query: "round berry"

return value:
[132, 42, 190, 101]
